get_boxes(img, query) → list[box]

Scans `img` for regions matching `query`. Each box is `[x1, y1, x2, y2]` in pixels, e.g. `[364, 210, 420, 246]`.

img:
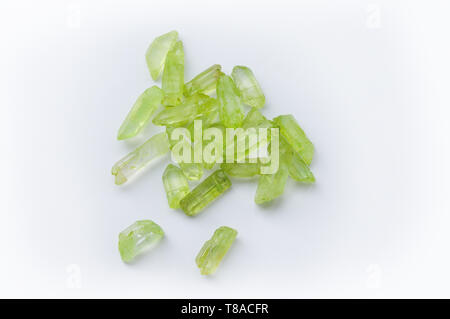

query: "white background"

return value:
[1, 0, 449, 298]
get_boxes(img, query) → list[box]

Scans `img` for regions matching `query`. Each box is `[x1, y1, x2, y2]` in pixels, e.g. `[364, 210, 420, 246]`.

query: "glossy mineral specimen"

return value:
[118, 220, 164, 263]
[162, 41, 184, 106]
[216, 74, 245, 128]
[162, 164, 190, 209]
[185, 64, 222, 96]
[145, 31, 178, 81]
[180, 169, 231, 216]
[153, 94, 217, 127]
[286, 141, 315, 183]
[111, 132, 169, 185]
[117, 86, 163, 140]
[196, 226, 237, 275]
[221, 163, 260, 178]
[273, 115, 314, 165]
[232, 66, 265, 109]
[242, 107, 272, 130]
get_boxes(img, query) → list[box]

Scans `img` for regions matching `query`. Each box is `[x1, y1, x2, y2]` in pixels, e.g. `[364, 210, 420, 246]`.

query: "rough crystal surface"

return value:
[118, 220, 164, 263]
[185, 64, 222, 96]
[162, 41, 185, 106]
[284, 138, 315, 183]
[180, 169, 231, 216]
[232, 66, 265, 109]
[117, 86, 163, 140]
[216, 74, 245, 128]
[273, 114, 314, 165]
[196, 226, 237, 275]
[145, 31, 178, 81]
[162, 164, 190, 209]
[111, 132, 169, 185]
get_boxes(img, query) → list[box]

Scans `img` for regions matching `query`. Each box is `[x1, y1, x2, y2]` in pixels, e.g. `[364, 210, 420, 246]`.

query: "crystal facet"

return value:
[185, 64, 222, 96]
[162, 164, 190, 209]
[216, 74, 245, 128]
[220, 163, 260, 178]
[162, 41, 184, 106]
[118, 220, 164, 263]
[145, 31, 178, 81]
[180, 169, 231, 216]
[196, 226, 237, 275]
[232, 66, 265, 109]
[111, 132, 169, 185]
[273, 115, 314, 165]
[117, 86, 163, 140]
[283, 138, 315, 183]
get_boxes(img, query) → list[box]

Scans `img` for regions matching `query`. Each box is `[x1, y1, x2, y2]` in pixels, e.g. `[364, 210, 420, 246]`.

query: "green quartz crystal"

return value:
[111, 132, 169, 185]
[273, 115, 314, 165]
[162, 40, 184, 106]
[117, 86, 163, 140]
[216, 74, 245, 128]
[153, 93, 217, 127]
[162, 164, 190, 209]
[221, 163, 260, 178]
[185, 64, 222, 96]
[180, 169, 231, 216]
[145, 31, 178, 81]
[196, 226, 237, 275]
[282, 137, 315, 183]
[232, 66, 265, 109]
[118, 220, 164, 263]
[242, 107, 272, 130]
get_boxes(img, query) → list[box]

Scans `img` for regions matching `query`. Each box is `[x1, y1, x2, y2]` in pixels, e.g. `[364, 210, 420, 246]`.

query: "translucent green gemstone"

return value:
[111, 132, 169, 185]
[273, 114, 314, 165]
[162, 41, 184, 106]
[118, 220, 164, 263]
[145, 31, 178, 81]
[283, 138, 315, 183]
[221, 163, 260, 178]
[180, 170, 231, 216]
[231, 66, 265, 109]
[216, 74, 245, 128]
[185, 64, 222, 96]
[242, 107, 272, 130]
[153, 93, 217, 127]
[179, 162, 204, 181]
[117, 86, 163, 140]
[162, 164, 190, 209]
[196, 226, 237, 275]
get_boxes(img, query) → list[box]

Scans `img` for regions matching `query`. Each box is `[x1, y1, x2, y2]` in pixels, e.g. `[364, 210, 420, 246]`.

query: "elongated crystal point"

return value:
[180, 170, 232, 216]
[242, 107, 272, 129]
[216, 74, 245, 128]
[111, 132, 169, 185]
[285, 139, 315, 183]
[162, 40, 184, 106]
[196, 226, 237, 275]
[273, 115, 314, 165]
[118, 220, 164, 263]
[162, 164, 190, 209]
[145, 31, 178, 81]
[117, 86, 163, 140]
[232, 66, 265, 109]
[185, 64, 222, 96]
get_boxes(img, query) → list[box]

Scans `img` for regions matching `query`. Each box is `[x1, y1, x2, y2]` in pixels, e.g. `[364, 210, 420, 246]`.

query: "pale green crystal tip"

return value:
[117, 86, 163, 140]
[162, 164, 190, 209]
[185, 64, 222, 96]
[232, 66, 265, 109]
[180, 169, 232, 216]
[216, 74, 245, 128]
[162, 40, 185, 106]
[118, 220, 164, 263]
[146, 31, 178, 81]
[196, 226, 237, 275]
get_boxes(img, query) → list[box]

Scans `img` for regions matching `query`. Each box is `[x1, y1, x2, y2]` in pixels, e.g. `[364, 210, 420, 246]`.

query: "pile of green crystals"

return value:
[113, 31, 315, 274]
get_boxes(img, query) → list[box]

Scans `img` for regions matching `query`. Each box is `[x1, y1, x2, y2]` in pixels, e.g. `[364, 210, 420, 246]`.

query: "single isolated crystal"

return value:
[162, 164, 190, 209]
[162, 40, 185, 106]
[216, 74, 245, 128]
[117, 86, 163, 140]
[273, 114, 314, 165]
[145, 31, 178, 81]
[180, 169, 232, 216]
[111, 132, 169, 185]
[221, 163, 260, 178]
[196, 226, 237, 275]
[232, 66, 265, 109]
[118, 220, 164, 263]
[185, 64, 222, 96]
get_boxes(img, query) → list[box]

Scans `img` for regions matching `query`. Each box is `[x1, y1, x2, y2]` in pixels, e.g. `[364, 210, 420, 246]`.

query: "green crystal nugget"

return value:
[162, 40, 184, 106]
[196, 226, 237, 275]
[185, 64, 222, 96]
[118, 220, 164, 262]
[162, 164, 190, 209]
[216, 74, 245, 128]
[180, 170, 232, 216]
[146, 30, 178, 81]
[232, 66, 265, 109]
[117, 86, 163, 140]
